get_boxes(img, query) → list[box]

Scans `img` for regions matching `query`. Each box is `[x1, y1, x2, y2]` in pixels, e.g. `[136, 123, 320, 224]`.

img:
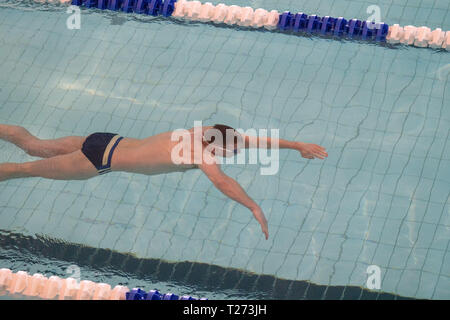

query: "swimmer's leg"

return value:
[0, 124, 85, 158]
[0, 150, 98, 182]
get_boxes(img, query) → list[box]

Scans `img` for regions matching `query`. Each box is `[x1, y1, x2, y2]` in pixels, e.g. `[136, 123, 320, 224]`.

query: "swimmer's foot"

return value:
[0, 163, 25, 182]
[0, 124, 32, 145]
[0, 124, 18, 141]
[0, 124, 41, 156]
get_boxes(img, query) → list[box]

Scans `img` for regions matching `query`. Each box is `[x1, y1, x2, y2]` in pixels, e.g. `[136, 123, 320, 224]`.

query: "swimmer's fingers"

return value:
[252, 207, 269, 240]
[311, 144, 328, 158]
[313, 151, 326, 159]
[301, 144, 328, 160]
[262, 226, 269, 240]
[259, 217, 269, 240]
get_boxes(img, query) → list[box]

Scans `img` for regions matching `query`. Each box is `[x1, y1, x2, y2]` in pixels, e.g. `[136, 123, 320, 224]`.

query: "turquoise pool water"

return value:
[0, 0, 449, 299]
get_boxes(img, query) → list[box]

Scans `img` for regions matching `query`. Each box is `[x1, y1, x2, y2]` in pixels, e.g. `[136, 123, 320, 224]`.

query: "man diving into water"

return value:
[0, 123, 328, 239]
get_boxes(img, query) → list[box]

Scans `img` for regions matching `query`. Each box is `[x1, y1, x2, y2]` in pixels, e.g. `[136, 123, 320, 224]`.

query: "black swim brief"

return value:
[81, 132, 123, 175]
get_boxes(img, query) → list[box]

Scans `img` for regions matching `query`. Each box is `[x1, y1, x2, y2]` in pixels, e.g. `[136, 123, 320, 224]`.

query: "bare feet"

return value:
[0, 163, 24, 182]
[0, 124, 33, 147]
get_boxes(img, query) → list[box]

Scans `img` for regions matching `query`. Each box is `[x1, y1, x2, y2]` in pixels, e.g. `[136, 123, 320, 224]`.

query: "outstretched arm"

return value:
[243, 134, 328, 160]
[198, 161, 269, 240]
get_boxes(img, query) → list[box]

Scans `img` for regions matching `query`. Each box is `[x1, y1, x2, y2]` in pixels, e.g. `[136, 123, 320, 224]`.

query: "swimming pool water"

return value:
[0, 0, 449, 299]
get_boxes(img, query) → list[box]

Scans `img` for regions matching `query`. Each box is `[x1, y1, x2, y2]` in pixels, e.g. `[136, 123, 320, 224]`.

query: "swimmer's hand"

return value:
[251, 206, 269, 240]
[297, 142, 328, 160]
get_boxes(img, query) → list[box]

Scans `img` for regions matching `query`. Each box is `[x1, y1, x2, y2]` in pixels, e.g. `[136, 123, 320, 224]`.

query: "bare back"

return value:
[111, 129, 199, 175]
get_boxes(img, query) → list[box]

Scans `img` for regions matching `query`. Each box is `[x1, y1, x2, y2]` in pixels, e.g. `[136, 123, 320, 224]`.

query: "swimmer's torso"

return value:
[111, 129, 199, 175]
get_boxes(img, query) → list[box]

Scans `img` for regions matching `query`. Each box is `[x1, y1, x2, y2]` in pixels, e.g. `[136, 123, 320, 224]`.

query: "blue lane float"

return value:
[161, 0, 176, 16]
[125, 288, 207, 300]
[69, 0, 450, 50]
[133, 0, 147, 13]
[293, 13, 308, 32]
[147, 0, 162, 16]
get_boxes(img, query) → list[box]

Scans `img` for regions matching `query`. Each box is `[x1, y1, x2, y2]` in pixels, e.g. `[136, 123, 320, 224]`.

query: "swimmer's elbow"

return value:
[199, 163, 230, 189]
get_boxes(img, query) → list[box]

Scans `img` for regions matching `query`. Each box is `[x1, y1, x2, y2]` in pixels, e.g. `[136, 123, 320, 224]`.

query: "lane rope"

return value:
[68, 0, 450, 50]
[0, 268, 205, 300]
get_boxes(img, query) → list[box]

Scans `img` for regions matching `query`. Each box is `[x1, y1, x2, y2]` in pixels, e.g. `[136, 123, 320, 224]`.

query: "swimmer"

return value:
[0, 124, 328, 239]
